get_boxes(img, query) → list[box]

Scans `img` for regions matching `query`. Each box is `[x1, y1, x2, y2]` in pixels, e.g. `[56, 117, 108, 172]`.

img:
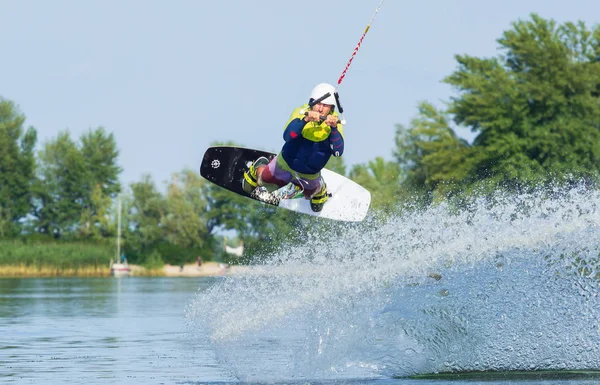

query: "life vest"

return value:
[280, 104, 344, 175]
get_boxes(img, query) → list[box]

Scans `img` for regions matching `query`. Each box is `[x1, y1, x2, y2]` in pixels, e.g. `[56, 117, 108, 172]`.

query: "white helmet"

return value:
[309, 83, 337, 106]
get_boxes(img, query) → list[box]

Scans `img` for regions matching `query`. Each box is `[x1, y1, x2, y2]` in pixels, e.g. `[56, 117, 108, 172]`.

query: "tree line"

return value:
[1, 14, 599, 267]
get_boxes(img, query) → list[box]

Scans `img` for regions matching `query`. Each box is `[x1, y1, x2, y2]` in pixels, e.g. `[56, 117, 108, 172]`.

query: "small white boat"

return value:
[110, 197, 131, 277]
[110, 261, 131, 277]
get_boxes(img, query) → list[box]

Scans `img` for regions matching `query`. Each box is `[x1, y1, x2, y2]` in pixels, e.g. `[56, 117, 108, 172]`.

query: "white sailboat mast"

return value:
[117, 196, 121, 261]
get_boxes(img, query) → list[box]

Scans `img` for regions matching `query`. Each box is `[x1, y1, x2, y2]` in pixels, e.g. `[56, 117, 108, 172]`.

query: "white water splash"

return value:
[187, 184, 600, 380]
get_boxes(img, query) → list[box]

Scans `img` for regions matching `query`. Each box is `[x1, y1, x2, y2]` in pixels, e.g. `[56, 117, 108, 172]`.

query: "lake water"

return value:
[1, 276, 599, 385]
[1, 277, 231, 384]
[2, 185, 600, 384]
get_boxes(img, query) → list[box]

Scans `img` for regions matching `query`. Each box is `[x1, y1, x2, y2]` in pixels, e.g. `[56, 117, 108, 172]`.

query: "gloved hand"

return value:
[325, 115, 339, 128]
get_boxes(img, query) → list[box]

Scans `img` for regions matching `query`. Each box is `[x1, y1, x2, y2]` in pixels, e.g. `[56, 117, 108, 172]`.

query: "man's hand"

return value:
[325, 115, 339, 128]
[304, 111, 338, 127]
[304, 111, 322, 122]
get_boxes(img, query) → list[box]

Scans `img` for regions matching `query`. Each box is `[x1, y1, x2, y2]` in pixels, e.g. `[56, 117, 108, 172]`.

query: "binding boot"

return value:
[310, 182, 329, 212]
[242, 156, 269, 194]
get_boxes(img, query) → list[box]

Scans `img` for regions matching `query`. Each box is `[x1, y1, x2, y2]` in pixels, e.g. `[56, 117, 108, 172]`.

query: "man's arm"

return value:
[283, 118, 307, 142]
[329, 126, 344, 156]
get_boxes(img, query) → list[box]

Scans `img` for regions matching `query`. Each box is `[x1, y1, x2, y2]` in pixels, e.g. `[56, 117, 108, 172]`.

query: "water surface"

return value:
[3, 185, 600, 384]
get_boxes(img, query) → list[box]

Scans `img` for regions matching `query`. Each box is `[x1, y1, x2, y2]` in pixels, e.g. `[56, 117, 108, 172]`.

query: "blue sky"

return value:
[2, 0, 599, 189]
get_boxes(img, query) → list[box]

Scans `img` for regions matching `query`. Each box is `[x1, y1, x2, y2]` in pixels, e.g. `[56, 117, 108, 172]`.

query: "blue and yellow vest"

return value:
[279, 104, 344, 177]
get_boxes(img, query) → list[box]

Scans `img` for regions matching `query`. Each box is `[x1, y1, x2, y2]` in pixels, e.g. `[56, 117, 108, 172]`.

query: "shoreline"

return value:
[162, 261, 243, 277]
[0, 261, 242, 278]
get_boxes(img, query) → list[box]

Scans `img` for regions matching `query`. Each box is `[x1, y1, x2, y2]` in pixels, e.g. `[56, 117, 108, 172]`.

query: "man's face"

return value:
[313, 103, 333, 115]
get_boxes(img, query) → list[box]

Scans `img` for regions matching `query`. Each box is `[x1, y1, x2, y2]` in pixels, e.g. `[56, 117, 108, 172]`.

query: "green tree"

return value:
[33, 128, 121, 238]
[444, 14, 600, 188]
[349, 157, 404, 213]
[394, 102, 473, 200]
[125, 175, 166, 263]
[0, 207, 11, 237]
[34, 131, 87, 237]
[79, 127, 122, 237]
[161, 169, 213, 262]
[80, 127, 121, 197]
[79, 184, 113, 239]
[0, 99, 37, 234]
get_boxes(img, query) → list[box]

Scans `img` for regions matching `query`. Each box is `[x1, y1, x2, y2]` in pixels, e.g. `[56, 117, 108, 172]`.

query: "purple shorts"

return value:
[259, 155, 323, 198]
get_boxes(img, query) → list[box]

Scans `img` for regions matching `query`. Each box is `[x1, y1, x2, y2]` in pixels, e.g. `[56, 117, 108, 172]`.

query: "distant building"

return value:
[224, 241, 244, 257]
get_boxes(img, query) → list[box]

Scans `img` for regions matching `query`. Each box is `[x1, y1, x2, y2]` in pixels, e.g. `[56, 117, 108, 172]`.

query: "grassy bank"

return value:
[0, 239, 111, 265]
[0, 264, 111, 277]
[0, 264, 165, 277]
[0, 239, 210, 277]
[0, 239, 116, 277]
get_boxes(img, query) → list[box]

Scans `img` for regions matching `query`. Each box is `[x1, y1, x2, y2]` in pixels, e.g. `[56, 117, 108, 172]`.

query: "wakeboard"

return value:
[200, 146, 371, 222]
